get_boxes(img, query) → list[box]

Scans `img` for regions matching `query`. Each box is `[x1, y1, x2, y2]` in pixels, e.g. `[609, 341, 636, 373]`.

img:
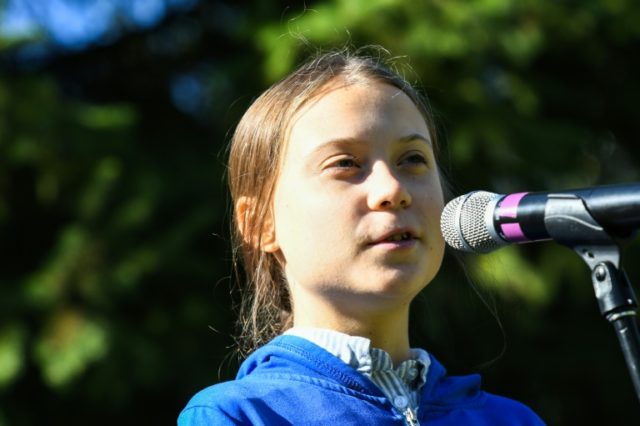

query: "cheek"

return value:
[274, 187, 354, 264]
[273, 184, 327, 248]
[429, 200, 446, 269]
[416, 176, 444, 213]
[418, 183, 445, 245]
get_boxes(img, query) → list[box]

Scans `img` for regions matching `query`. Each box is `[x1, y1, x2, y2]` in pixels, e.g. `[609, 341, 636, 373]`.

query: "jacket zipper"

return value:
[403, 407, 420, 426]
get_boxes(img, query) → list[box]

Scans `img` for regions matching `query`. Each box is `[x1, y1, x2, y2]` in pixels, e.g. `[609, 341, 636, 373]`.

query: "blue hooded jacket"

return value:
[178, 335, 544, 425]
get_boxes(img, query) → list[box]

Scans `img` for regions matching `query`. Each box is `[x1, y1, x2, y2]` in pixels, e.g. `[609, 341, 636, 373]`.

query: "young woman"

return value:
[179, 49, 544, 425]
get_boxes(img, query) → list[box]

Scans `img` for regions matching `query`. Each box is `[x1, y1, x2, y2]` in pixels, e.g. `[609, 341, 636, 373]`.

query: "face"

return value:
[268, 80, 445, 314]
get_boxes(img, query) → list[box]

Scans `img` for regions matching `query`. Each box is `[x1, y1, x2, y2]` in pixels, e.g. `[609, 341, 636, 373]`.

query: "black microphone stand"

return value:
[545, 194, 640, 402]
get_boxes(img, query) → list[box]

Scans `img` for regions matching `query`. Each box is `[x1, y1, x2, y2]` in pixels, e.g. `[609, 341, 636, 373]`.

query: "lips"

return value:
[382, 232, 413, 242]
[370, 228, 419, 245]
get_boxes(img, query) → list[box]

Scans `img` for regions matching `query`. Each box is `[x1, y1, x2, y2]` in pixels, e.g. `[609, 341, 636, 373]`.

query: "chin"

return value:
[361, 270, 431, 300]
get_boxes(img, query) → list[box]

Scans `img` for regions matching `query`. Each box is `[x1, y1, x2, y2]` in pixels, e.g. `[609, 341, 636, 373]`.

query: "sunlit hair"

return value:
[228, 47, 444, 357]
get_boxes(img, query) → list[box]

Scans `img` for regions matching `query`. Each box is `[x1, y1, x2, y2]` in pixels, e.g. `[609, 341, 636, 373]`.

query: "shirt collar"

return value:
[283, 327, 430, 389]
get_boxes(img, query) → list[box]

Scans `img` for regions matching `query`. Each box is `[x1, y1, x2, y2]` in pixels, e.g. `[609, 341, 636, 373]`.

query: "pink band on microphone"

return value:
[498, 192, 528, 218]
[500, 223, 528, 242]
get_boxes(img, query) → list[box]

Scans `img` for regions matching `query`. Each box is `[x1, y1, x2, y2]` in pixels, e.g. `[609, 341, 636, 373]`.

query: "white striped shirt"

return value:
[284, 327, 430, 425]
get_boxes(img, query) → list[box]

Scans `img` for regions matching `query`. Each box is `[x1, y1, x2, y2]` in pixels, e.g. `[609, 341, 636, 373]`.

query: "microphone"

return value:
[440, 182, 640, 253]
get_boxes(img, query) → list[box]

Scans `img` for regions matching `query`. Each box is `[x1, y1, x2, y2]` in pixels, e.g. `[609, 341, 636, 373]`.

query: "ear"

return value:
[236, 196, 280, 253]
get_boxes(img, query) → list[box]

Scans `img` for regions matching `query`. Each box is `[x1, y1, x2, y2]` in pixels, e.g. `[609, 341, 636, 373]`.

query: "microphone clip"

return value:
[545, 193, 640, 402]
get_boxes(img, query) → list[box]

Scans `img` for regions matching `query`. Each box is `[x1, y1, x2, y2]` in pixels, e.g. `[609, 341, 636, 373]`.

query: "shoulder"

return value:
[177, 335, 388, 425]
[478, 392, 545, 425]
[177, 374, 387, 426]
[422, 391, 545, 425]
[177, 381, 250, 426]
[420, 355, 545, 425]
[178, 379, 300, 426]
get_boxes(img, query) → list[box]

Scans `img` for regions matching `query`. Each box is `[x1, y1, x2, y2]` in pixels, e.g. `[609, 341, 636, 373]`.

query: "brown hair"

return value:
[228, 48, 441, 357]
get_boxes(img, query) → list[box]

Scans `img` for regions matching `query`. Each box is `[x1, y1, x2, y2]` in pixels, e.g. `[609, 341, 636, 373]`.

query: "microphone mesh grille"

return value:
[440, 195, 467, 251]
[441, 191, 502, 253]
[460, 192, 501, 253]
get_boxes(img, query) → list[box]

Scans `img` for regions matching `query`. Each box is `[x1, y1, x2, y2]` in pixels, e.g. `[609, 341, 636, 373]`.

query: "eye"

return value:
[400, 151, 428, 167]
[321, 155, 362, 178]
[326, 156, 360, 170]
[334, 158, 357, 169]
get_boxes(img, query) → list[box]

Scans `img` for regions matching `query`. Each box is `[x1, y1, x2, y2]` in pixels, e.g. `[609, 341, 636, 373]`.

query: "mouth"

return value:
[382, 231, 415, 242]
[371, 229, 419, 245]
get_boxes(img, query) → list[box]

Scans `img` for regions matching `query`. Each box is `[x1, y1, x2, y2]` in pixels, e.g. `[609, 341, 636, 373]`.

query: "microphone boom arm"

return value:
[545, 194, 640, 403]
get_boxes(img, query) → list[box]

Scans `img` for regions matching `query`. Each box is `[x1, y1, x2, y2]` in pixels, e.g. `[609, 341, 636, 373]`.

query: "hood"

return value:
[237, 334, 485, 408]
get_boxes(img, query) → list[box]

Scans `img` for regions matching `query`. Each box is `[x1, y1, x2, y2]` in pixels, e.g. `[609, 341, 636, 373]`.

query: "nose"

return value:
[366, 162, 412, 210]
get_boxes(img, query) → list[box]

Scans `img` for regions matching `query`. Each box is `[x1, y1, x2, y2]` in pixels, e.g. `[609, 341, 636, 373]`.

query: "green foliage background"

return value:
[1, 0, 640, 424]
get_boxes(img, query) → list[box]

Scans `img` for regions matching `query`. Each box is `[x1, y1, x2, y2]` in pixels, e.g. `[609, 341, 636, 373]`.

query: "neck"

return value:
[292, 292, 413, 364]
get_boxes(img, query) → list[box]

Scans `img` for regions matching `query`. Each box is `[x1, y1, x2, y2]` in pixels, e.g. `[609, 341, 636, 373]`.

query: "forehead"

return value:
[286, 80, 429, 152]
[295, 79, 411, 118]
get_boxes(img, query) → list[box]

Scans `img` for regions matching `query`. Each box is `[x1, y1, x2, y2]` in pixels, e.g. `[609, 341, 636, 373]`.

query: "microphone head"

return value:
[440, 191, 504, 253]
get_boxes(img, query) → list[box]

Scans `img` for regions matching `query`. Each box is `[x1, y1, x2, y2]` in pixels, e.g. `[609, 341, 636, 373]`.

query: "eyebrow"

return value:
[309, 133, 432, 157]
[397, 133, 432, 146]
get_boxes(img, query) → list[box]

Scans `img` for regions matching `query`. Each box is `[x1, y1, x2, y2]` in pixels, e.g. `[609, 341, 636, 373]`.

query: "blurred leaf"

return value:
[78, 156, 122, 220]
[33, 309, 108, 388]
[473, 247, 554, 306]
[72, 103, 137, 130]
[25, 226, 90, 308]
[0, 324, 26, 389]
